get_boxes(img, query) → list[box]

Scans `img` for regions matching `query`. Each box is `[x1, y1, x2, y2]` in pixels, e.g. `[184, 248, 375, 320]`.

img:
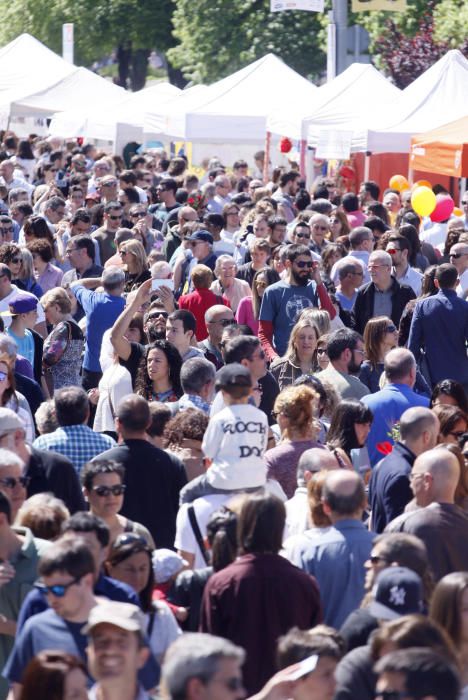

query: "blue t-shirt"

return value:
[259, 280, 318, 356]
[73, 286, 125, 372]
[335, 290, 357, 311]
[7, 328, 34, 368]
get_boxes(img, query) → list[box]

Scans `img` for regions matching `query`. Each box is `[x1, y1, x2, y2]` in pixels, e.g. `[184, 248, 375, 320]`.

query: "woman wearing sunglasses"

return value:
[81, 460, 154, 548]
[119, 239, 151, 295]
[104, 533, 180, 663]
[0, 354, 34, 444]
[360, 316, 430, 396]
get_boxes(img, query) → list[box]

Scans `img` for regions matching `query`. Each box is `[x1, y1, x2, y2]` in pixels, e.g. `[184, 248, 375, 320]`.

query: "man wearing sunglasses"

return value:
[386, 234, 422, 296]
[449, 242, 468, 298]
[258, 244, 336, 362]
[91, 201, 124, 264]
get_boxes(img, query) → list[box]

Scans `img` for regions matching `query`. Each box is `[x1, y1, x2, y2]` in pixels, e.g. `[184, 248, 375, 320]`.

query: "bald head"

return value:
[322, 470, 366, 519]
[384, 348, 416, 386]
[205, 304, 233, 324]
[411, 447, 460, 505]
[297, 448, 340, 487]
[399, 407, 439, 454]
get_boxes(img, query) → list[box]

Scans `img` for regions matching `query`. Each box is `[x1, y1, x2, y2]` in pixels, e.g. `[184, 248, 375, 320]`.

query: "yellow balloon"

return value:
[389, 174, 410, 192]
[411, 186, 436, 217]
[454, 207, 463, 217]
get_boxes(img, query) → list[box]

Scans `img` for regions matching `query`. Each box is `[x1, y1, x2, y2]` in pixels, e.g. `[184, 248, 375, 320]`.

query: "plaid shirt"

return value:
[178, 394, 210, 415]
[33, 425, 115, 474]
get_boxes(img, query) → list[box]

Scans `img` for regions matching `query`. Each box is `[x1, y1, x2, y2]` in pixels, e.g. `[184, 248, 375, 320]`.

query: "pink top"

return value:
[235, 296, 259, 335]
[346, 210, 366, 228]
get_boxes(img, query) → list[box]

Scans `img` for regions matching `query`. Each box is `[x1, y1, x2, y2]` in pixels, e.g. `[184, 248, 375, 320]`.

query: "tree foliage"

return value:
[433, 0, 468, 51]
[0, 0, 175, 89]
[168, 0, 327, 84]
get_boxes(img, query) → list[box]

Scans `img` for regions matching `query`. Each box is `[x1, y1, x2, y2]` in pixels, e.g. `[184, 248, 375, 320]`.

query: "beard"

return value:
[347, 359, 362, 375]
[147, 325, 166, 342]
[291, 269, 310, 286]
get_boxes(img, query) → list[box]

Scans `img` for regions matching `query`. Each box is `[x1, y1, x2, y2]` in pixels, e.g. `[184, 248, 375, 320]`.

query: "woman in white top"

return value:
[91, 329, 132, 437]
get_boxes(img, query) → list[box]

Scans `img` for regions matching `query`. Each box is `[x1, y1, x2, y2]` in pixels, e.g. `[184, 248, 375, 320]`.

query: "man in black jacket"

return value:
[368, 407, 439, 533]
[352, 250, 415, 335]
[93, 395, 187, 548]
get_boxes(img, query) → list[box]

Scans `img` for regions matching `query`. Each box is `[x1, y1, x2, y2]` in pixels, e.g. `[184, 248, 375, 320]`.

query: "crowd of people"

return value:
[0, 132, 466, 700]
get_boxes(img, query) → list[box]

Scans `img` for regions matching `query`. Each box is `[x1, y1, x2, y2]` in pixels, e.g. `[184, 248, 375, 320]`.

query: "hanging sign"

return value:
[271, 0, 324, 12]
[352, 0, 407, 12]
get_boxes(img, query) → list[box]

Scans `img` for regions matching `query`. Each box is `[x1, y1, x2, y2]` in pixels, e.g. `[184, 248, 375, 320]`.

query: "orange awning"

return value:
[409, 115, 468, 177]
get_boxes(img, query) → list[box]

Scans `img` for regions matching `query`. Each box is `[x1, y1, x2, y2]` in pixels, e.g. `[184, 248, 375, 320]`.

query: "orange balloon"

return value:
[454, 207, 463, 217]
[413, 179, 432, 190]
[389, 174, 410, 192]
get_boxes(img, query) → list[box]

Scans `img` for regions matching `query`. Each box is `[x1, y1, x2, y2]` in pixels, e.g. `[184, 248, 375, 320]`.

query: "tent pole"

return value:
[263, 130, 271, 184]
[408, 165, 414, 185]
[364, 151, 371, 181]
[300, 139, 307, 180]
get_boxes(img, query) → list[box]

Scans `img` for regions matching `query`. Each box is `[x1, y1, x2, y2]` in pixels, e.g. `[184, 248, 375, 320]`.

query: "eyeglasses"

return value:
[409, 471, 425, 482]
[386, 325, 397, 333]
[450, 252, 468, 259]
[92, 484, 126, 497]
[295, 232, 311, 239]
[462, 201, 468, 206]
[353, 348, 365, 355]
[0, 227, 14, 233]
[316, 348, 328, 355]
[0, 370, 8, 382]
[312, 225, 328, 231]
[386, 248, 400, 254]
[35, 577, 82, 598]
[211, 318, 233, 327]
[130, 211, 147, 218]
[294, 260, 314, 269]
[108, 214, 123, 221]
[226, 210, 239, 216]
[66, 248, 80, 255]
[119, 250, 128, 256]
[449, 430, 466, 440]
[102, 181, 118, 187]
[0, 475, 30, 489]
[369, 554, 387, 565]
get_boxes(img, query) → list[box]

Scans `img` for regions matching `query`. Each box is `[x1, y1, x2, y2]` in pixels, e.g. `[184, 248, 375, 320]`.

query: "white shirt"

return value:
[93, 364, 133, 432]
[284, 487, 310, 540]
[395, 265, 423, 296]
[457, 268, 468, 298]
[175, 493, 233, 568]
[420, 221, 447, 251]
[0, 285, 46, 329]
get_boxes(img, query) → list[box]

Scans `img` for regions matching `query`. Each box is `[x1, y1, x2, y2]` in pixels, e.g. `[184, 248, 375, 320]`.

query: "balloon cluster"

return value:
[389, 174, 455, 222]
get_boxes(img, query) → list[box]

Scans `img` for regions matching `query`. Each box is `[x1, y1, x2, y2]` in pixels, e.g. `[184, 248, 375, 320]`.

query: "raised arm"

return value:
[110, 278, 152, 361]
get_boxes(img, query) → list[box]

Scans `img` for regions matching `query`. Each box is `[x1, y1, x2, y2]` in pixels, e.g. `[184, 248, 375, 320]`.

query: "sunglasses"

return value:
[103, 181, 117, 187]
[369, 554, 386, 564]
[295, 232, 311, 239]
[316, 348, 328, 355]
[108, 214, 123, 221]
[313, 225, 328, 231]
[0, 475, 30, 489]
[449, 430, 467, 440]
[130, 211, 147, 217]
[374, 692, 412, 700]
[35, 576, 81, 598]
[450, 252, 468, 259]
[0, 227, 14, 233]
[92, 484, 126, 497]
[386, 325, 397, 333]
[147, 311, 168, 320]
[295, 260, 314, 269]
[386, 248, 400, 254]
[0, 371, 8, 382]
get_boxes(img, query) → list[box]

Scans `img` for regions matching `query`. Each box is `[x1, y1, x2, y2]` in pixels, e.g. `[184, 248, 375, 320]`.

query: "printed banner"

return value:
[271, 0, 324, 12]
[352, 0, 407, 12]
[315, 130, 352, 160]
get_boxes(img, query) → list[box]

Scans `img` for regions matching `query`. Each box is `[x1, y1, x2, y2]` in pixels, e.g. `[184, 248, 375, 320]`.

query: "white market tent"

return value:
[143, 53, 318, 143]
[48, 82, 182, 150]
[0, 33, 126, 128]
[266, 62, 401, 154]
[366, 49, 468, 153]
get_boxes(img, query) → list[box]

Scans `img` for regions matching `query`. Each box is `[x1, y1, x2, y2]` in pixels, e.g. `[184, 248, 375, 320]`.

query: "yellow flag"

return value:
[352, 0, 407, 11]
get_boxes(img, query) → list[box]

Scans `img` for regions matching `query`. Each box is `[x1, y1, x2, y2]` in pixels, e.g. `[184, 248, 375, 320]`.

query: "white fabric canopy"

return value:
[48, 82, 181, 147]
[144, 54, 317, 143]
[0, 34, 127, 128]
[366, 49, 468, 153]
[267, 63, 400, 152]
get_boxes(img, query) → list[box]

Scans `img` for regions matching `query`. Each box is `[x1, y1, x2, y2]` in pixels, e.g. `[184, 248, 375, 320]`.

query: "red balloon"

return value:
[279, 137, 292, 154]
[430, 194, 455, 223]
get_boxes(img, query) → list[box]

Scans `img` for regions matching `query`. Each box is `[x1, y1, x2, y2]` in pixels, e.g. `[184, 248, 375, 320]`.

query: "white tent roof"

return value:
[48, 82, 181, 142]
[267, 63, 400, 149]
[144, 54, 317, 143]
[0, 33, 75, 94]
[366, 49, 468, 153]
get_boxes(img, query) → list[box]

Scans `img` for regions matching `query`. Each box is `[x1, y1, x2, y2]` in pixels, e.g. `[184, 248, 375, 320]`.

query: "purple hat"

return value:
[1, 293, 38, 316]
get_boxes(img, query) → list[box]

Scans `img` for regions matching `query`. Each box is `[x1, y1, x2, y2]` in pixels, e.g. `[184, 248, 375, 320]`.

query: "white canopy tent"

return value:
[144, 54, 318, 143]
[48, 82, 181, 151]
[366, 49, 468, 153]
[0, 33, 127, 129]
[266, 63, 401, 155]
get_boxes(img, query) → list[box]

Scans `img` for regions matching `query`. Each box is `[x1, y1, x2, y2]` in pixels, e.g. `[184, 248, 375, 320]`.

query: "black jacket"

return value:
[352, 277, 415, 335]
[368, 442, 415, 533]
[26, 446, 86, 513]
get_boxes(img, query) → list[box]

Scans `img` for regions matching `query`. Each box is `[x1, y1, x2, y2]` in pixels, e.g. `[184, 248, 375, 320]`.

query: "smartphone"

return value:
[287, 655, 319, 680]
[152, 278, 174, 292]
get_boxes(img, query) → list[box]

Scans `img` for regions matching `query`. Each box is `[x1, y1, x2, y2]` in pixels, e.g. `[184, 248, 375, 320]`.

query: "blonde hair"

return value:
[284, 319, 319, 364]
[298, 308, 330, 337]
[40, 288, 72, 315]
[274, 385, 318, 440]
[191, 264, 213, 289]
[121, 239, 147, 277]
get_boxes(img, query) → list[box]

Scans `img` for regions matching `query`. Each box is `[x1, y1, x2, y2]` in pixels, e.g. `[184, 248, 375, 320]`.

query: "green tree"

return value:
[0, 0, 176, 89]
[168, 0, 327, 84]
[433, 0, 468, 49]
